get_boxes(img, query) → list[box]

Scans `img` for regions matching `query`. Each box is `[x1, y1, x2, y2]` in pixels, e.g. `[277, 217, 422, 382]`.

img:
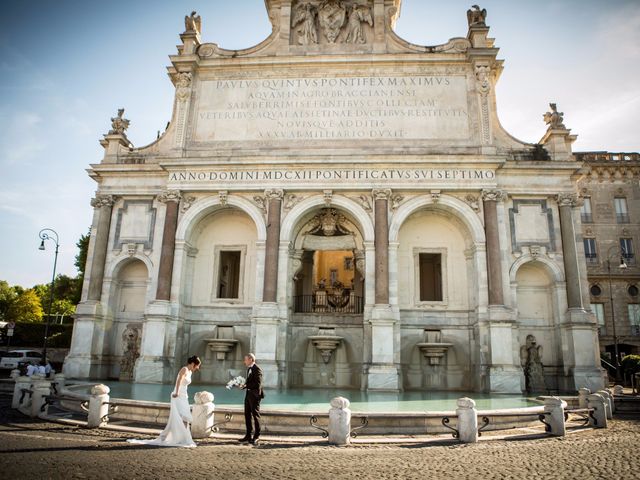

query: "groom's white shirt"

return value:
[247, 362, 255, 377]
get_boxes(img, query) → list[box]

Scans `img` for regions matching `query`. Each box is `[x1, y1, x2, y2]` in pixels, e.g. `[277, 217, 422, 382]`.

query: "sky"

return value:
[0, 0, 638, 287]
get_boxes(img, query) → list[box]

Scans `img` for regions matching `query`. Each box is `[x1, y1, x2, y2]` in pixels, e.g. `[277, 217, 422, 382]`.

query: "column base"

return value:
[367, 366, 400, 391]
[566, 367, 605, 393]
[487, 366, 523, 394]
[134, 356, 172, 383]
[63, 354, 109, 379]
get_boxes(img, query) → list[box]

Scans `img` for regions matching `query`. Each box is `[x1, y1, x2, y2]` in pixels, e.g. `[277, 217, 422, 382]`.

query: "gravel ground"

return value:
[0, 397, 638, 480]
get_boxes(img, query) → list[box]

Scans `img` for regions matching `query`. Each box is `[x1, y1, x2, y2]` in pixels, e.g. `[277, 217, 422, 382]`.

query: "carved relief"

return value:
[464, 194, 480, 212]
[543, 103, 566, 130]
[474, 62, 492, 144]
[218, 190, 228, 206]
[181, 195, 196, 212]
[157, 190, 182, 204]
[323, 189, 333, 206]
[108, 109, 130, 135]
[318, 0, 347, 43]
[354, 194, 373, 212]
[91, 194, 116, 208]
[430, 190, 441, 203]
[253, 195, 267, 214]
[265, 189, 284, 201]
[390, 193, 404, 211]
[175, 72, 192, 101]
[372, 188, 391, 201]
[467, 5, 487, 27]
[292, 2, 318, 45]
[345, 4, 373, 44]
[481, 189, 505, 202]
[555, 193, 578, 207]
[184, 11, 202, 35]
[284, 194, 302, 211]
[308, 208, 350, 236]
[120, 323, 142, 381]
[174, 72, 192, 147]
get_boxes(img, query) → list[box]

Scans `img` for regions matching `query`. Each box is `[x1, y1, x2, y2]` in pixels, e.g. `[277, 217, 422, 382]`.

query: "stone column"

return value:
[556, 194, 583, 309]
[262, 189, 283, 303]
[481, 189, 505, 305]
[156, 190, 182, 301]
[87, 195, 115, 301]
[328, 397, 352, 446]
[373, 189, 390, 304]
[456, 397, 478, 443]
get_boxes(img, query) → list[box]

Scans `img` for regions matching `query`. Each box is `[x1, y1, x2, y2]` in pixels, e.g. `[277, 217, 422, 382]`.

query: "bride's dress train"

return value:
[128, 369, 196, 448]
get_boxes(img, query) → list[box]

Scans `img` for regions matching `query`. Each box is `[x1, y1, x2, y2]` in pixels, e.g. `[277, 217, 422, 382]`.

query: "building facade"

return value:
[64, 0, 606, 393]
[577, 152, 640, 366]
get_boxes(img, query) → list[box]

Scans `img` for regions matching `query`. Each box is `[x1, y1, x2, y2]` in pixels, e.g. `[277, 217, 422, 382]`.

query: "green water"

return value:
[91, 381, 537, 412]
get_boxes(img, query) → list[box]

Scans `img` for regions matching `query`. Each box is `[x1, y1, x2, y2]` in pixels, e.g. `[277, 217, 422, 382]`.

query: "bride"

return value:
[128, 356, 201, 448]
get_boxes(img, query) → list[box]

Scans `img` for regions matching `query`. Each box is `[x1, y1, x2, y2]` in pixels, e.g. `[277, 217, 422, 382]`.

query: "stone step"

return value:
[614, 397, 640, 413]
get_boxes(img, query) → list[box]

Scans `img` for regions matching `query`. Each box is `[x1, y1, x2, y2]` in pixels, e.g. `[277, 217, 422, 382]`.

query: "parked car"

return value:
[0, 350, 43, 371]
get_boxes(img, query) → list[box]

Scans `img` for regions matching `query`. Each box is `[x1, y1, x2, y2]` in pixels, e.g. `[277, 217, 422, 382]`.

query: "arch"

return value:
[107, 254, 153, 281]
[281, 194, 375, 243]
[175, 195, 267, 242]
[389, 194, 485, 244]
[509, 255, 565, 284]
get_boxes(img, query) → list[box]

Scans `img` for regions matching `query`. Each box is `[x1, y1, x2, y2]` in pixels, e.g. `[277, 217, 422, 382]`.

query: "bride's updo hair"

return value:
[187, 355, 201, 366]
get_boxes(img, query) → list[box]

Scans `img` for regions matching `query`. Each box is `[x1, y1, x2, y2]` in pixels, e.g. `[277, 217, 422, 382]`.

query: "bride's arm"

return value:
[172, 367, 187, 398]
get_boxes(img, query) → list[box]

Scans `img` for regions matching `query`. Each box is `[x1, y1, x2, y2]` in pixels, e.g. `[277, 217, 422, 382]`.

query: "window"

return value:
[628, 285, 639, 297]
[216, 251, 241, 299]
[592, 303, 605, 336]
[584, 238, 597, 263]
[628, 304, 640, 336]
[620, 238, 635, 264]
[418, 253, 443, 302]
[614, 197, 629, 223]
[580, 198, 593, 223]
[590, 284, 602, 296]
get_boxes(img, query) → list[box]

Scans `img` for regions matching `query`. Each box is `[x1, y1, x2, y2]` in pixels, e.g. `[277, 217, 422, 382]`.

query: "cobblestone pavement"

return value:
[1, 399, 638, 480]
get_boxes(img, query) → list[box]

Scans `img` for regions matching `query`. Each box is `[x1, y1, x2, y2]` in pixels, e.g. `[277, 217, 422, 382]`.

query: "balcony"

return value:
[616, 213, 630, 224]
[294, 293, 364, 314]
[585, 252, 598, 265]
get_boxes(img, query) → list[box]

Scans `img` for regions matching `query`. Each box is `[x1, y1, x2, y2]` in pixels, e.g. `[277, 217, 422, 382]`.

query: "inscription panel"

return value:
[193, 75, 471, 143]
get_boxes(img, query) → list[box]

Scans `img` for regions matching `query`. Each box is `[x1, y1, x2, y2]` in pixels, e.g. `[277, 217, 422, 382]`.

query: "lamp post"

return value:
[38, 228, 59, 363]
[605, 244, 627, 382]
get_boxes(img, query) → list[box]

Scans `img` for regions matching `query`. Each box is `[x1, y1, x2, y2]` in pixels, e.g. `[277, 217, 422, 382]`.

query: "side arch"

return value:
[509, 255, 565, 284]
[389, 194, 486, 244]
[175, 195, 267, 242]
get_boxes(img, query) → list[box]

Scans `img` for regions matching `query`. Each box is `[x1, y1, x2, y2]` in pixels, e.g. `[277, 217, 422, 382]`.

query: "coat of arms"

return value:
[318, 0, 347, 43]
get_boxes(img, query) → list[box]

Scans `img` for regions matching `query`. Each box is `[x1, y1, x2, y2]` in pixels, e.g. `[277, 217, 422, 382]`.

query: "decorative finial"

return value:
[184, 11, 202, 35]
[467, 5, 487, 27]
[109, 108, 130, 135]
[543, 103, 566, 130]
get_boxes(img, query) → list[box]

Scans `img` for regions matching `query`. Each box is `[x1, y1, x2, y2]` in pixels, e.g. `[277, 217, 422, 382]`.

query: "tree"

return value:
[75, 229, 90, 277]
[33, 274, 81, 315]
[0, 280, 18, 321]
[6, 289, 43, 322]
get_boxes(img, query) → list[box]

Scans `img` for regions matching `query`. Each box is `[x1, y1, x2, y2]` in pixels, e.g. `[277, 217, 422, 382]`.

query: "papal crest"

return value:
[318, 0, 347, 43]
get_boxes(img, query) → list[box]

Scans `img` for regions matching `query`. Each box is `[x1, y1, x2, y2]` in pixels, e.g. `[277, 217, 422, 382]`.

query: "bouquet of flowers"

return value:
[225, 376, 246, 390]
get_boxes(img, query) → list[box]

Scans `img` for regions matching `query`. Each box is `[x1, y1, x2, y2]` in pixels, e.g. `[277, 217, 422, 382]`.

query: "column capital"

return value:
[372, 188, 391, 201]
[481, 189, 505, 202]
[264, 189, 284, 201]
[556, 193, 581, 208]
[157, 190, 182, 204]
[90, 194, 116, 208]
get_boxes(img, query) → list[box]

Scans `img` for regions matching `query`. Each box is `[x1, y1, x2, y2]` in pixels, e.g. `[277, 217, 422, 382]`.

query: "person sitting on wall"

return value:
[25, 362, 37, 376]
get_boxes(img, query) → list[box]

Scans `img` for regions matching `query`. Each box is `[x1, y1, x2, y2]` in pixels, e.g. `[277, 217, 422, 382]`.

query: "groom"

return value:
[239, 353, 264, 445]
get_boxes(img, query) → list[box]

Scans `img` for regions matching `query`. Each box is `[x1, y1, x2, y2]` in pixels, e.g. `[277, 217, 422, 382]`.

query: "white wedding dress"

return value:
[128, 368, 196, 448]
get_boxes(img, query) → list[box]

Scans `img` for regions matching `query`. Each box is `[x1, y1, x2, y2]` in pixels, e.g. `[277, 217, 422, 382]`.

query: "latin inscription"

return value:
[194, 75, 470, 142]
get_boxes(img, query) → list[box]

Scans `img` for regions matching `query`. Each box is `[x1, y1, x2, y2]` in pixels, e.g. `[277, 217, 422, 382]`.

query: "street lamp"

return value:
[38, 228, 59, 363]
[606, 244, 627, 381]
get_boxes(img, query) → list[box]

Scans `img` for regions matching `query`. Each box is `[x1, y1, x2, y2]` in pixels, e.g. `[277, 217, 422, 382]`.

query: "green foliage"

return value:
[33, 274, 81, 312]
[6, 289, 43, 322]
[621, 354, 640, 375]
[0, 280, 18, 321]
[75, 229, 90, 278]
[2, 322, 73, 348]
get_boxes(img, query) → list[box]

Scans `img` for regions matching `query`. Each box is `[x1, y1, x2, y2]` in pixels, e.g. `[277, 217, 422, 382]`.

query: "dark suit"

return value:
[244, 363, 264, 439]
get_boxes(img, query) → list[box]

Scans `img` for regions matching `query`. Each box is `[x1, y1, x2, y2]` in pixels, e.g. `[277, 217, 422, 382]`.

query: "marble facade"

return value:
[63, 1, 605, 393]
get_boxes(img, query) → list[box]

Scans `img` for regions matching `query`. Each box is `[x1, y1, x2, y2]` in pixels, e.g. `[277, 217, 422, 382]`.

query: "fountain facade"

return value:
[64, 1, 605, 395]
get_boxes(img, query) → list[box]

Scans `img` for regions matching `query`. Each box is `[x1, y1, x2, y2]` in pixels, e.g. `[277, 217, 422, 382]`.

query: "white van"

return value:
[0, 350, 43, 370]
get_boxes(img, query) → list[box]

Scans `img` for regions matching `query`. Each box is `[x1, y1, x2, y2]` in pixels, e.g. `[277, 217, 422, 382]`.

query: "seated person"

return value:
[25, 362, 37, 376]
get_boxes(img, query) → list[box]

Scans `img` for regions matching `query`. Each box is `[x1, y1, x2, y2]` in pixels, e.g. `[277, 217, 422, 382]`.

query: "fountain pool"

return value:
[89, 381, 538, 413]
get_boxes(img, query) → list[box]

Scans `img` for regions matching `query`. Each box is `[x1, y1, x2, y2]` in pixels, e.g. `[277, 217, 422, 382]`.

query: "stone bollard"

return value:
[31, 379, 52, 418]
[328, 397, 351, 446]
[12, 376, 31, 410]
[587, 394, 607, 428]
[9, 369, 20, 380]
[613, 385, 624, 396]
[87, 384, 110, 428]
[578, 388, 590, 408]
[191, 391, 215, 439]
[543, 397, 567, 437]
[455, 397, 478, 443]
[53, 373, 66, 395]
[597, 390, 613, 419]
